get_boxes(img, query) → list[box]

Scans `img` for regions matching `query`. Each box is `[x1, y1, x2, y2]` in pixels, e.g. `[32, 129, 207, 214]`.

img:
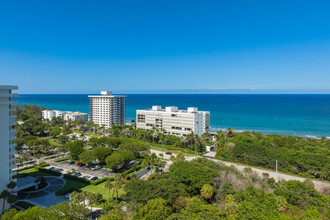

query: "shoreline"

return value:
[208, 127, 330, 139]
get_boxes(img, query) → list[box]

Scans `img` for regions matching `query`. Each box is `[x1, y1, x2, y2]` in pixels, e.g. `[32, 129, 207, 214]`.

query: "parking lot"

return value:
[48, 160, 114, 180]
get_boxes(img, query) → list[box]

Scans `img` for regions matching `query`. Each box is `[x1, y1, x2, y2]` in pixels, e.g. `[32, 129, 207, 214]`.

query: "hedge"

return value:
[89, 177, 114, 185]
[63, 174, 90, 184]
[55, 187, 74, 196]
[53, 157, 69, 163]
[37, 167, 61, 176]
[37, 162, 49, 167]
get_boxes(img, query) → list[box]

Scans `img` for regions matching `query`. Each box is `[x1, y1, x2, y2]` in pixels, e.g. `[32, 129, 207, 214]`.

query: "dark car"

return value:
[78, 163, 85, 167]
[69, 161, 75, 165]
[86, 164, 94, 168]
[165, 152, 172, 155]
[90, 177, 99, 181]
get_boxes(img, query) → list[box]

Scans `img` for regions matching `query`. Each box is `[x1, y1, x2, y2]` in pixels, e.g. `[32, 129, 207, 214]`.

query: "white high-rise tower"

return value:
[89, 91, 126, 127]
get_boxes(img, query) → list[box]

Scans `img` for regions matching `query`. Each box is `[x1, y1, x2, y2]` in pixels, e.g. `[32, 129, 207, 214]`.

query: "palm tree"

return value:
[82, 191, 89, 208]
[226, 128, 235, 138]
[88, 193, 102, 213]
[34, 177, 41, 189]
[7, 194, 17, 208]
[214, 130, 228, 153]
[7, 181, 16, 194]
[0, 190, 10, 213]
[71, 134, 77, 141]
[69, 191, 85, 205]
[112, 181, 122, 202]
[104, 180, 112, 202]
[148, 153, 158, 175]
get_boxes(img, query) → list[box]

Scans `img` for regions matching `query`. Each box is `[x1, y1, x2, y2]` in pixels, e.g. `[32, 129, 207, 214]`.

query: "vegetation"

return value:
[7, 105, 330, 219]
[215, 129, 330, 180]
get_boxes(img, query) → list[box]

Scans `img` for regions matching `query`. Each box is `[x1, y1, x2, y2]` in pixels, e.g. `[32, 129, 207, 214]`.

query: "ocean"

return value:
[14, 94, 330, 138]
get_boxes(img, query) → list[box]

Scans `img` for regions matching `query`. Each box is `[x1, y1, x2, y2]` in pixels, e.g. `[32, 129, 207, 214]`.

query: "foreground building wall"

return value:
[136, 106, 210, 136]
[0, 85, 18, 212]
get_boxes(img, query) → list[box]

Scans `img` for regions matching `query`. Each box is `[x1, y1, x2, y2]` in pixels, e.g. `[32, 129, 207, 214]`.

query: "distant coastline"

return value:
[14, 94, 330, 138]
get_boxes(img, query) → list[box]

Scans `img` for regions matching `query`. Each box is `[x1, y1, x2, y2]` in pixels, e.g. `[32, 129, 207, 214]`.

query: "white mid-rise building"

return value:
[0, 85, 18, 212]
[42, 110, 88, 122]
[136, 106, 210, 136]
[89, 91, 126, 127]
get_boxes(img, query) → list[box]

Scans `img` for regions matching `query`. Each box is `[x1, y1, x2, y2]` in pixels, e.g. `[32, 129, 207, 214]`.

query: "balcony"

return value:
[0, 93, 18, 98]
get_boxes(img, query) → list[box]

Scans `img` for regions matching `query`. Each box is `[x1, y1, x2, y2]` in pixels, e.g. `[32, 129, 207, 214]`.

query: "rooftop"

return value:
[138, 106, 209, 113]
[0, 85, 18, 90]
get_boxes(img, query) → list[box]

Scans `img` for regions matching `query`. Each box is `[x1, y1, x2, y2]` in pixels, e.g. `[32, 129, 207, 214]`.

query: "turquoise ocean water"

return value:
[15, 94, 330, 138]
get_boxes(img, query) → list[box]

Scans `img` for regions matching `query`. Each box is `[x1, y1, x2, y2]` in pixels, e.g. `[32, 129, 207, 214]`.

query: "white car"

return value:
[91, 165, 101, 171]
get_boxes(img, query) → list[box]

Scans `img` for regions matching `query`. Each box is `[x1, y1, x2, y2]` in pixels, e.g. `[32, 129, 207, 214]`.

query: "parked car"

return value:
[86, 164, 94, 168]
[76, 162, 84, 166]
[165, 152, 172, 155]
[57, 168, 64, 172]
[68, 161, 75, 165]
[73, 172, 82, 177]
[91, 165, 101, 171]
[49, 167, 56, 171]
[82, 175, 90, 179]
[90, 177, 98, 181]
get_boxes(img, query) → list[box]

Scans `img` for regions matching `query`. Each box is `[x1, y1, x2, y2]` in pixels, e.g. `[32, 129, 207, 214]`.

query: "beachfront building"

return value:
[0, 85, 18, 212]
[136, 106, 210, 136]
[42, 110, 88, 122]
[89, 91, 126, 127]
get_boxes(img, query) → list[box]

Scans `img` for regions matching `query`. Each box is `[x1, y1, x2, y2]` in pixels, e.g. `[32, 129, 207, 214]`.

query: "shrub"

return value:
[63, 174, 90, 184]
[37, 167, 61, 176]
[37, 162, 49, 167]
[89, 177, 114, 185]
[53, 157, 69, 163]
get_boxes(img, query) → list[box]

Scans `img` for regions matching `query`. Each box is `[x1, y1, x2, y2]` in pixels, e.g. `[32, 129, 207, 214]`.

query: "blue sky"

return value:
[1, 0, 330, 94]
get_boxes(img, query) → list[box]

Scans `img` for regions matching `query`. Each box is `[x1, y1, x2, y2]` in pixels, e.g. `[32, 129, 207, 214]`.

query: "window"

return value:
[171, 126, 182, 130]
[137, 114, 145, 123]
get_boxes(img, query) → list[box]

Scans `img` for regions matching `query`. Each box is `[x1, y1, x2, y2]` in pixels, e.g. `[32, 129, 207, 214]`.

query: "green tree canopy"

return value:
[92, 146, 112, 162]
[105, 150, 134, 170]
[79, 150, 97, 164]
[134, 198, 172, 220]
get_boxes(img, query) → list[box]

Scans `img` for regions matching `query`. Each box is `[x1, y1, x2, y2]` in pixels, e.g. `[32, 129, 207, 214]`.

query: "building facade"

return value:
[0, 85, 18, 212]
[136, 106, 210, 136]
[42, 110, 88, 122]
[89, 91, 126, 127]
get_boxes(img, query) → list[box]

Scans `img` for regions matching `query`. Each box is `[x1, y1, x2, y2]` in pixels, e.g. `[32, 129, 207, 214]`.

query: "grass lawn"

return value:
[49, 138, 61, 147]
[55, 177, 89, 196]
[82, 182, 126, 205]
[15, 201, 35, 209]
[151, 145, 196, 157]
[56, 178, 126, 206]
[17, 167, 59, 178]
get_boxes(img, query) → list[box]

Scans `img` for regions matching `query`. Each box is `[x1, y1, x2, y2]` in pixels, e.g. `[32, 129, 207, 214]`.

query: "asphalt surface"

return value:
[48, 160, 114, 179]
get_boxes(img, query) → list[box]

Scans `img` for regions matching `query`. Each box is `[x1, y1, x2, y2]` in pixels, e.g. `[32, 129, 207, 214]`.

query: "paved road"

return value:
[18, 176, 69, 208]
[150, 149, 330, 192]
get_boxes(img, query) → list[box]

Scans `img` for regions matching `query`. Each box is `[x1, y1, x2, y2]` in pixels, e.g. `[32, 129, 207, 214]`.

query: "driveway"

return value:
[18, 176, 69, 208]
